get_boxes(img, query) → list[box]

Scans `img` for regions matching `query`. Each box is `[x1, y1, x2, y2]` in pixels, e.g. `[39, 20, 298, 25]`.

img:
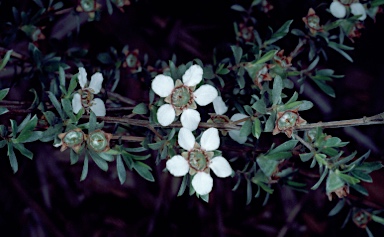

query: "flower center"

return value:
[277, 112, 298, 130]
[307, 15, 320, 30]
[171, 85, 193, 109]
[188, 148, 209, 172]
[80, 0, 96, 11]
[80, 89, 94, 110]
[88, 131, 108, 152]
[63, 130, 84, 146]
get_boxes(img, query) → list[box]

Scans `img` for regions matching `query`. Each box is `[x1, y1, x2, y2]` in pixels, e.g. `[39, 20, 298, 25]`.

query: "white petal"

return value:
[330, 1, 346, 18]
[228, 130, 248, 144]
[151, 74, 174, 97]
[200, 127, 220, 151]
[213, 96, 228, 115]
[210, 156, 232, 178]
[193, 85, 218, 106]
[89, 72, 103, 94]
[78, 67, 87, 89]
[90, 98, 106, 116]
[166, 155, 189, 177]
[192, 172, 213, 196]
[350, 3, 366, 21]
[178, 127, 195, 151]
[180, 109, 201, 131]
[182, 64, 203, 87]
[72, 93, 82, 114]
[230, 113, 249, 125]
[157, 104, 176, 126]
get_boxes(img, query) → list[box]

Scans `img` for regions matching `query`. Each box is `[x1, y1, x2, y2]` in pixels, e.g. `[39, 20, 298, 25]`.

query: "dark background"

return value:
[1, 0, 384, 236]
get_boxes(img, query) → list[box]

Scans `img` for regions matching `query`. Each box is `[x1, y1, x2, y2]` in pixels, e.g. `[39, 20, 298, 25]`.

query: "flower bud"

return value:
[87, 130, 113, 153]
[58, 128, 85, 153]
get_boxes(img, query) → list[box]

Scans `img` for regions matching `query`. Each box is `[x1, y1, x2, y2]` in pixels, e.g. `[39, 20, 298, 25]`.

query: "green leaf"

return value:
[311, 168, 328, 190]
[15, 115, 38, 143]
[270, 140, 298, 154]
[264, 151, 292, 161]
[47, 91, 65, 119]
[0, 107, 8, 115]
[243, 105, 253, 116]
[132, 102, 148, 115]
[0, 50, 12, 70]
[90, 150, 109, 171]
[325, 170, 345, 194]
[264, 20, 293, 45]
[132, 161, 155, 182]
[336, 170, 360, 185]
[255, 50, 277, 64]
[351, 170, 372, 183]
[328, 42, 353, 62]
[257, 156, 279, 177]
[328, 199, 345, 216]
[355, 161, 383, 173]
[148, 140, 165, 150]
[67, 74, 79, 96]
[231, 45, 243, 64]
[372, 0, 384, 7]
[17, 114, 32, 133]
[239, 119, 252, 138]
[80, 154, 89, 181]
[88, 111, 97, 132]
[252, 99, 267, 114]
[0, 88, 10, 100]
[252, 118, 262, 139]
[300, 152, 314, 162]
[264, 112, 276, 132]
[116, 155, 126, 185]
[7, 142, 18, 173]
[177, 175, 189, 196]
[272, 75, 283, 105]
[231, 4, 246, 12]
[246, 178, 252, 205]
[312, 79, 336, 98]
[372, 215, 384, 225]
[350, 184, 369, 196]
[61, 98, 76, 121]
[70, 149, 79, 165]
[13, 143, 33, 160]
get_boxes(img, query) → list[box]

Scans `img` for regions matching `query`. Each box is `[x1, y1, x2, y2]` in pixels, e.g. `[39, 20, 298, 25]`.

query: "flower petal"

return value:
[178, 127, 195, 151]
[182, 64, 203, 87]
[230, 113, 249, 125]
[330, 1, 346, 18]
[89, 72, 103, 94]
[200, 127, 220, 151]
[350, 3, 366, 21]
[228, 130, 248, 144]
[78, 67, 87, 89]
[194, 85, 218, 106]
[180, 108, 201, 131]
[157, 104, 176, 126]
[213, 96, 228, 115]
[210, 156, 232, 178]
[72, 93, 82, 114]
[166, 155, 189, 177]
[151, 74, 174, 97]
[192, 172, 213, 196]
[90, 98, 106, 116]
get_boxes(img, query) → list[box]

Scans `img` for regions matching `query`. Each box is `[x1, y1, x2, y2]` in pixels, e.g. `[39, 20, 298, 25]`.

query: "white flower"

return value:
[72, 67, 106, 116]
[330, 1, 366, 21]
[211, 96, 249, 144]
[166, 127, 232, 196]
[151, 65, 218, 131]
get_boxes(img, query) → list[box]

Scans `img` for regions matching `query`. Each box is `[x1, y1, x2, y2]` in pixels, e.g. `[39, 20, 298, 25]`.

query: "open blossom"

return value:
[151, 65, 218, 131]
[211, 96, 249, 144]
[72, 67, 106, 117]
[166, 127, 233, 196]
[330, 0, 366, 21]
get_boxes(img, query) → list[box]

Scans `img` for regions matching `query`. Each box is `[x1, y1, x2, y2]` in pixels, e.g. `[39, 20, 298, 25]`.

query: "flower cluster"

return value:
[330, 0, 367, 21]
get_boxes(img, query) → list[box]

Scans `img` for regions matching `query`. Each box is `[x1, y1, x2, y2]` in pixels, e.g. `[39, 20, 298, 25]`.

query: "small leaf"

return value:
[0, 88, 10, 100]
[371, 214, 384, 225]
[16, 115, 38, 143]
[270, 140, 298, 154]
[0, 50, 13, 70]
[255, 50, 277, 64]
[328, 199, 345, 216]
[272, 75, 283, 105]
[7, 142, 18, 173]
[47, 91, 65, 119]
[90, 150, 109, 171]
[257, 156, 279, 177]
[80, 154, 89, 181]
[264, 20, 293, 45]
[231, 45, 243, 64]
[177, 174, 188, 196]
[300, 152, 314, 162]
[133, 161, 155, 182]
[239, 119, 252, 138]
[252, 99, 267, 114]
[70, 149, 79, 165]
[13, 143, 33, 160]
[148, 140, 165, 150]
[252, 118, 262, 139]
[116, 154, 127, 185]
[132, 103, 148, 115]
